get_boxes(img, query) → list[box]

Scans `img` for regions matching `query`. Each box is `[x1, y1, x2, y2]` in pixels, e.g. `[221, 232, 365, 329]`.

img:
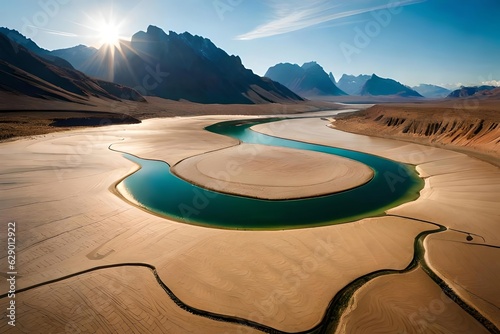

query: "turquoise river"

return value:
[118, 118, 424, 229]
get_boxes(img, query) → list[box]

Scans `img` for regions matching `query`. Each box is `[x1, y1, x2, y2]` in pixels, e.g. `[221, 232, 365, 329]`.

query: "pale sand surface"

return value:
[0, 115, 498, 332]
[425, 232, 500, 328]
[254, 117, 500, 329]
[156, 216, 428, 331]
[0, 116, 428, 332]
[336, 268, 489, 334]
[253, 118, 464, 165]
[0, 266, 255, 333]
[172, 143, 374, 199]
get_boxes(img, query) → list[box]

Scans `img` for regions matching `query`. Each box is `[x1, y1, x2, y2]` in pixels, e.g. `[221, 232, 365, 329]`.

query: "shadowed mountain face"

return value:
[54, 25, 303, 104]
[336, 74, 371, 95]
[0, 27, 74, 69]
[447, 85, 496, 98]
[51, 45, 98, 72]
[264, 62, 346, 97]
[0, 32, 145, 103]
[329, 72, 336, 84]
[412, 84, 451, 98]
[361, 74, 423, 97]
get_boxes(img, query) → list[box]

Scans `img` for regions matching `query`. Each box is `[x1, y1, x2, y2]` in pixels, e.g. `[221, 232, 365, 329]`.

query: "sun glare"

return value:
[98, 22, 120, 47]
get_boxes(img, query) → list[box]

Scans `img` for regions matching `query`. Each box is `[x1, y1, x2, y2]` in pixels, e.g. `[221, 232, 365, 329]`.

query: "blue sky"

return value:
[1, 0, 499, 87]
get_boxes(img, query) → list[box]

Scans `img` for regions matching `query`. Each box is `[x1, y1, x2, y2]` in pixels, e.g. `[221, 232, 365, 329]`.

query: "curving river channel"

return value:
[117, 118, 424, 229]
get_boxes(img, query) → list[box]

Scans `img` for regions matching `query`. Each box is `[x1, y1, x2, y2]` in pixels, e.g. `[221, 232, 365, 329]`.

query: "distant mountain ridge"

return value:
[53, 25, 304, 104]
[412, 84, 451, 98]
[361, 74, 423, 97]
[336, 74, 371, 95]
[51, 45, 98, 72]
[264, 62, 346, 97]
[447, 85, 496, 98]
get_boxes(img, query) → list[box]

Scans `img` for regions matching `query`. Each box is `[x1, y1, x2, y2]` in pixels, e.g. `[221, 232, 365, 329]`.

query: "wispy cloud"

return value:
[236, 0, 425, 40]
[27, 26, 78, 37]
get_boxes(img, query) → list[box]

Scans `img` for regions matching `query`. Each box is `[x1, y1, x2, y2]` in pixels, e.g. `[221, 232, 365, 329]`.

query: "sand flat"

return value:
[425, 232, 500, 328]
[336, 268, 489, 334]
[153, 216, 429, 331]
[0, 266, 256, 334]
[172, 143, 374, 199]
[254, 118, 464, 165]
[1, 115, 498, 332]
[0, 117, 430, 332]
[254, 117, 500, 329]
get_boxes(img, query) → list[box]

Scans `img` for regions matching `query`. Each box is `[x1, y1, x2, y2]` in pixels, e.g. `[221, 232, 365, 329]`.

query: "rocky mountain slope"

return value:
[336, 74, 371, 95]
[333, 103, 500, 163]
[265, 62, 346, 97]
[53, 25, 303, 104]
[0, 32, 145, 103]
[360, 74, 423, 97]
[448, 85, 496, 98]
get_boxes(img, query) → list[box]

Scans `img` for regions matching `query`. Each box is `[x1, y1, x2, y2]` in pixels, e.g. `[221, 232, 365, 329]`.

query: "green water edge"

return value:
[115, 117, 424, 230]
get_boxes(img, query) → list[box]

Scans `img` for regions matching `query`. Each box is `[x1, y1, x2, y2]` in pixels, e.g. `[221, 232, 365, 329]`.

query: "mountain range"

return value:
[1, 26, 496, 105]
[0, 27, 75, 70]
[412, 84, 451, 98]
[336, 74, 371, 95]
[52, 26, 303, 104]
[447, 85, 497, 98]
[0, 26, 303, 105]
[360, 74, 422, 97]
[0, 32, 145, 103]
[264, 62, 346, 97]
[264, 63, 426, 98]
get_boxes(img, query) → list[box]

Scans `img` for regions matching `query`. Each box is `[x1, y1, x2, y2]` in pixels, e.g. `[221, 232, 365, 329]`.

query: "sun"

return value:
[98, 22, 120, 47]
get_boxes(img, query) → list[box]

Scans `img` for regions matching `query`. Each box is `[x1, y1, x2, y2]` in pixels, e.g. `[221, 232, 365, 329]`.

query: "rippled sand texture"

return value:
[0, 114, 498, 332]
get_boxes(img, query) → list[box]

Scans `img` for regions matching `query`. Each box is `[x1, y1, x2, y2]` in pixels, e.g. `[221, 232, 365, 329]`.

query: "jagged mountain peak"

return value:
[52, 25, 303, 104]
[0, 27, 45, 53]
[265, 61, 346, 97]
[301, 61, 320, 70]
[361, 74, 422, 97]
[337, 74, 371, 95]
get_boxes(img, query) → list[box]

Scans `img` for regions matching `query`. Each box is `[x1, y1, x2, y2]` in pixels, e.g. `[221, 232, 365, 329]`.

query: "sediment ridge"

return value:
[332, 104, 500, 165]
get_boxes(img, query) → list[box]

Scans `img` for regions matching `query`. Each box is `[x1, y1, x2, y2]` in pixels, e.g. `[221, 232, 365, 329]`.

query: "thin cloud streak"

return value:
[236, 0, 426, 40]
[28, 26, 78, 37]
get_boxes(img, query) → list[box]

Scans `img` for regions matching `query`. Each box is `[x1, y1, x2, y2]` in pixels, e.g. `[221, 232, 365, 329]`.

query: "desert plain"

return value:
[0, 100, 499, 334]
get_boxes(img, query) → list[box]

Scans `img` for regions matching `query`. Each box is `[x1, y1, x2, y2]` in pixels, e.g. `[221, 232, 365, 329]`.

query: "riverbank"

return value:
[0, 92, 343, 142]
